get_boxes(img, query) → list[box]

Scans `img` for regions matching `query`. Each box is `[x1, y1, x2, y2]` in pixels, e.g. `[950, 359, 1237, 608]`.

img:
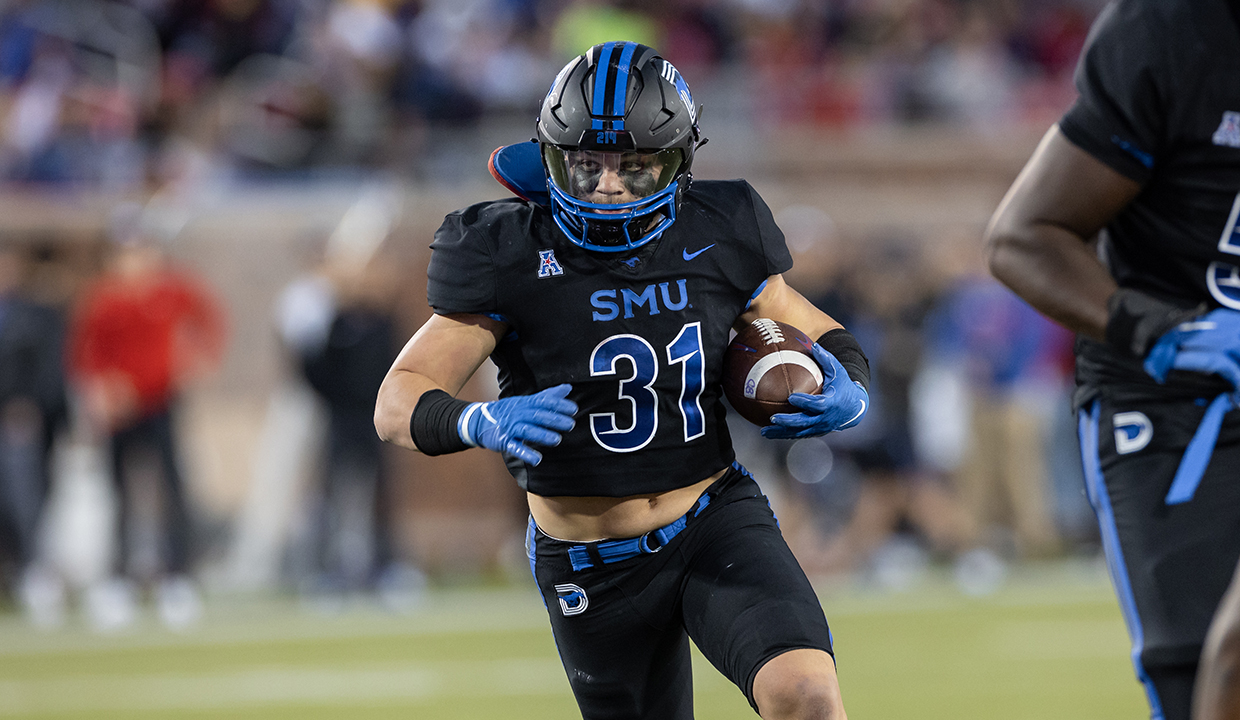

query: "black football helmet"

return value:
[537, 42, 702, 252]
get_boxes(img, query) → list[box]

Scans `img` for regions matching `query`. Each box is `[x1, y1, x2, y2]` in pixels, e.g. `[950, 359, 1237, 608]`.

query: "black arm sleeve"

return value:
[410, 389, 472, 456]
[817, 328, 870, 392]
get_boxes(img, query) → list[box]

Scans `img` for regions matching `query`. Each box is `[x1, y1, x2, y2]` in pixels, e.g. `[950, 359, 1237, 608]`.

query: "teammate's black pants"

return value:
[110, 407, 193, 576]
[527, 464, 835, 720]
[1079, 396, 1240, 720]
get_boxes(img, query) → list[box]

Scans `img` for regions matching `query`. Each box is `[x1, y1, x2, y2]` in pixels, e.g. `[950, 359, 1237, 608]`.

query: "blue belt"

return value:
[1165, 392, 1234, 505]
[567, 493, 713, 571]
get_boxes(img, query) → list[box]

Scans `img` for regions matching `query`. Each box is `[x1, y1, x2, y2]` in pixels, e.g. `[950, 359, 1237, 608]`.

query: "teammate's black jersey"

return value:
[427, 179, 793, 497]
[1059, 0, 1240, 395]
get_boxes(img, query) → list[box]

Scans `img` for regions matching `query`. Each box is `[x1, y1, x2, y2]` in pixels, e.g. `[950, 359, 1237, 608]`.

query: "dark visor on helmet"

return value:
[543, 147, 684, 204]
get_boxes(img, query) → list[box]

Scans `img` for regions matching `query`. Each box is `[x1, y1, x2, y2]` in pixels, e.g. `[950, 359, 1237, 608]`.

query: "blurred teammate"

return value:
[376, 43, 869, 720]
[985, 1, 1240, 718]
[289, 254, 416, 602]
[68, 214, 226, 630]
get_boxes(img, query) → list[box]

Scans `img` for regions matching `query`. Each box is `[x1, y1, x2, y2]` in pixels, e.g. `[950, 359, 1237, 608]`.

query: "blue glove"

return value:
[1144, 308, 1240, 390]
[459, 383, 577, 465]
[761, 343, 868, 440]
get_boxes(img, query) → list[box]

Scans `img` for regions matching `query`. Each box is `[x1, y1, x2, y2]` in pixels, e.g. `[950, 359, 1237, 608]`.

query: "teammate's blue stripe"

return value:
[1078, 401, 1166, 720]
[592, 42, 615, 119]
[610, 42, 637, 129]
[1166, 392, 1232, 504]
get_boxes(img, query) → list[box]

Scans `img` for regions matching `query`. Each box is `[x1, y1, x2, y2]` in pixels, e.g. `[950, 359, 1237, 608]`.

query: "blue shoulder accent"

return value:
[1110, 135, 1154, 169]
[483, 313, 519, 343]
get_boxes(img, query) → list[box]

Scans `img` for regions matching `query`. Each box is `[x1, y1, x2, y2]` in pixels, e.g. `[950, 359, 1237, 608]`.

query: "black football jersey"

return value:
[427, 179, 793, 497]
[1059, 0, 1240, 392]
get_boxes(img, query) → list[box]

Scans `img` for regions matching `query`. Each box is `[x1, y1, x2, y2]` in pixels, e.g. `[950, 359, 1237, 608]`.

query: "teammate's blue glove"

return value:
[1144, 308, 1240, 390]
[761, 343, 868, 440]
[459, 383, 577, 465]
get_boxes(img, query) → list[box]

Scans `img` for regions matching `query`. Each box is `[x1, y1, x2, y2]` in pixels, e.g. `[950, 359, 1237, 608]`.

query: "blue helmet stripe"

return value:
[591, 42, 616, 120]
[610, 42, 637, 130]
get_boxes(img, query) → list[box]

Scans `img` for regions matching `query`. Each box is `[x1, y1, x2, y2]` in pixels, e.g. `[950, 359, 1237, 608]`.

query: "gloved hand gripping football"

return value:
[459, 383, 578, 465]
[1144, 308, 1240, 391]
[761, 343, 868, 440]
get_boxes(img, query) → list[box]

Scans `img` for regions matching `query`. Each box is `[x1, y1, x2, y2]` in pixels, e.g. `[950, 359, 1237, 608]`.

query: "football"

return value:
[722, 319, 823, 427]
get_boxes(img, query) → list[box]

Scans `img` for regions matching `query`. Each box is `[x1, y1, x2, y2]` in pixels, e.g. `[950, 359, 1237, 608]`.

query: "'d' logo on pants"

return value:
[1113, 411, 1153, 454]
[555, 583, 588, 616]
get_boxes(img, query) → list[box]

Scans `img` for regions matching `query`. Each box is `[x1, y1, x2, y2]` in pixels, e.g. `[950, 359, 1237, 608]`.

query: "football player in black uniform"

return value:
[375, 42, 869, 720]
[984, 2, 1240, 719]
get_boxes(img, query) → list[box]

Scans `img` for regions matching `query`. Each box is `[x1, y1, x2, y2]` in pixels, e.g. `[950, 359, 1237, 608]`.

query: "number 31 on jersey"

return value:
[589, 322, 705, 453]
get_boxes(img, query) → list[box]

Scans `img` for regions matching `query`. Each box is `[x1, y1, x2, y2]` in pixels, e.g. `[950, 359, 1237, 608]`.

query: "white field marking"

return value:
[0, 658, 567, 715]
[0, 591, 549, 657]
[744, 352, 823, 398]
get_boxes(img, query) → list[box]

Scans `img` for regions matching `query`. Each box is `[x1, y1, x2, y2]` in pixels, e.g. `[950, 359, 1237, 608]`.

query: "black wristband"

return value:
[1104, 288, 1205, 358]
[817, 328, 871, 392]
[410, 389, 472, 456]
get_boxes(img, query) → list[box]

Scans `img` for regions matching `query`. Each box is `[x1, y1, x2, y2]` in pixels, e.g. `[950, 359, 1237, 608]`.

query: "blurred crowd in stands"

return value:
[0, 0, 1101, 187]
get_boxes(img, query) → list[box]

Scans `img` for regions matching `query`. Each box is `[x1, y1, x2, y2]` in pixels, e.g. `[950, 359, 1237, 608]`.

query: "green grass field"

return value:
[0, 560, 1146, 719]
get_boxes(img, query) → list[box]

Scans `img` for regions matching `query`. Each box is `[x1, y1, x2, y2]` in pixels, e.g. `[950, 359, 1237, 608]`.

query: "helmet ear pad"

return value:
[536, 41, 702, 253]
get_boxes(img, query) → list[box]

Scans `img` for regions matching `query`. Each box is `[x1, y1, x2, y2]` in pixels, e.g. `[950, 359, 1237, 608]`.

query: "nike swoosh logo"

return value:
[683, 244, 715, 261]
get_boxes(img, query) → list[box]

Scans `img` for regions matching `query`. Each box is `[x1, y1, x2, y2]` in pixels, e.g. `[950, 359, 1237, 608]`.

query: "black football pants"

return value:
[1079, 396, 1240, 720]
[527, 465, 835, 720]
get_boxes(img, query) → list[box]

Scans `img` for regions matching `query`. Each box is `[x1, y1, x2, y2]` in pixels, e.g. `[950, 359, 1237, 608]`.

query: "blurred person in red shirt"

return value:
[67, 210, 226, 631]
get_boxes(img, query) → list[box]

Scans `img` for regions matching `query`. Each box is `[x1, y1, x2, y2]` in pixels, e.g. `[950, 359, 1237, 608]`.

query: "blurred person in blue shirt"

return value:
[0, 243, 68, 625]
[924, 274, 1068, 562]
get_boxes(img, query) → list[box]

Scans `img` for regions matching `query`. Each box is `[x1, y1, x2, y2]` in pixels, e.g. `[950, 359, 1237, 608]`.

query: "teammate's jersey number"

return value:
[1208, 191, 1240, 308]
[589, 322, 705, 453]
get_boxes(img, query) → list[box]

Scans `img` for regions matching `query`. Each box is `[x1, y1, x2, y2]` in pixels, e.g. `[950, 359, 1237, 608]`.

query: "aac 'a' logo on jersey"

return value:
[1208, 193, 1240, 308]
[1113, 411, 1153, 454]
[1213, 111, 1240, 148]
[538, 249, 564, 278]
[554, 583, 588, 616]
